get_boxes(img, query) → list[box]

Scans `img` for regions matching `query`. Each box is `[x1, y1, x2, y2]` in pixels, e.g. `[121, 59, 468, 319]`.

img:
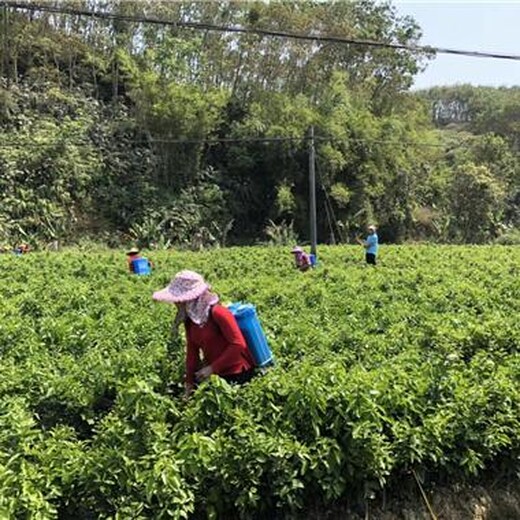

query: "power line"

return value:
[0, 136, 307, 147]
[0, 135, 455, 149]
[6, 1, 520, 62]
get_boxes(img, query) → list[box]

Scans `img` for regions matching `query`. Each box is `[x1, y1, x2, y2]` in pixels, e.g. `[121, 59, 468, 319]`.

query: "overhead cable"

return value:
[0, 135, 452, 148]
[5, 1, 520, 61]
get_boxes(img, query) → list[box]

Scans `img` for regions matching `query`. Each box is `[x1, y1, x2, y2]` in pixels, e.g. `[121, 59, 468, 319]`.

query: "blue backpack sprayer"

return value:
[228, 303, 274, 367]
[131, 257, 152, 275]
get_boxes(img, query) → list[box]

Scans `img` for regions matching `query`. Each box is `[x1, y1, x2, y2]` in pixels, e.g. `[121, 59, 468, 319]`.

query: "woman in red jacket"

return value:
[153, 270, 255, 398]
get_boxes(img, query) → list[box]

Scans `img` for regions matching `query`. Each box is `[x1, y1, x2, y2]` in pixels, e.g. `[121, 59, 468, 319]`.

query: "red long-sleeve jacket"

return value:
[185, 304, 254, 385]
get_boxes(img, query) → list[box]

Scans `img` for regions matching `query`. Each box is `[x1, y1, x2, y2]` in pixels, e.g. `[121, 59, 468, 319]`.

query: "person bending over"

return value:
[291, 246, 311, 272]
[153, 270, 255, 398]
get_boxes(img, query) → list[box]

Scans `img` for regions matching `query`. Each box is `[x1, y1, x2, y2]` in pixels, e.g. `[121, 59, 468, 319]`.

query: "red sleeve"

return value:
[185, 323, 199, 385]
[209, 305, 249, 373]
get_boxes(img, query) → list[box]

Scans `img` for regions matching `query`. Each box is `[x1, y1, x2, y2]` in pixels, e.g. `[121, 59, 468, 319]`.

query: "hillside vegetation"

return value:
[0, 1, 519, 247]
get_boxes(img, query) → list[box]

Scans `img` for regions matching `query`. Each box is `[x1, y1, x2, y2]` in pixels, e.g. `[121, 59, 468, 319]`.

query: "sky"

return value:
[393, 1, 520, 89]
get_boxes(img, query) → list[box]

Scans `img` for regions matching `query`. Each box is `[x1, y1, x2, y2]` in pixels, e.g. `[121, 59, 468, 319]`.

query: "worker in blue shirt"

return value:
[356, 225, 379, 265]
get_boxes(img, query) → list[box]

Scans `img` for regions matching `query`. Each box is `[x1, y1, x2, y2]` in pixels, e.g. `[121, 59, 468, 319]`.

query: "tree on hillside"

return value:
[448, 163, 506, 243]
[2, 1, 517, 246]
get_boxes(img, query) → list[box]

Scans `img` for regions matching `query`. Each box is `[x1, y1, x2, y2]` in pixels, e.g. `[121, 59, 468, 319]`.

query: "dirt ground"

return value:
[306, 480, 520, 520]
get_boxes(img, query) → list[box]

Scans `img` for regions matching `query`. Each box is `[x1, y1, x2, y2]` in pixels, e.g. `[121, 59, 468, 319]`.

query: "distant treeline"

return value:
[0, 1, 519, 247]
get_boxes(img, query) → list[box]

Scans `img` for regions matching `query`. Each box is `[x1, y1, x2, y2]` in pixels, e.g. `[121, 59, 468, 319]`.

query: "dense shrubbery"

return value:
[1, 3, 519, 247]
[0, 246, 519, 518]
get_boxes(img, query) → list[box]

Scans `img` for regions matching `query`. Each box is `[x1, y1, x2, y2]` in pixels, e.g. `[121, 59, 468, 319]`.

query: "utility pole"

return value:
[309, 125, 317, 258]
[2, 3, 8, 86]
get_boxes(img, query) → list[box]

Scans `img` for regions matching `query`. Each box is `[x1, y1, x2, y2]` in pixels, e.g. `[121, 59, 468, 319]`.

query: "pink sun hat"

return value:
[153, 270, 209, 304]
[291, 246, 303, 254]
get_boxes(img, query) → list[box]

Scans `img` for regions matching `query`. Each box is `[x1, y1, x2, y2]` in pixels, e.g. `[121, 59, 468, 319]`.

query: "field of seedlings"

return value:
[0, 245, 519, 519]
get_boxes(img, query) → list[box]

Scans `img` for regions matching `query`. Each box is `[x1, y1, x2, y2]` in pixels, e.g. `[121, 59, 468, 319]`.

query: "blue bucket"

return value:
[228, 303, 274, 367]
[131, 257, 151, 275]
[309, 253, 317, 267]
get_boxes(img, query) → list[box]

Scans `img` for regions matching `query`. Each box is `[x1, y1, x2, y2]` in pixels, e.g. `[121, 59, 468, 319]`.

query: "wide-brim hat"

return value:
[127, 247, 140, 255]
[153, 270, 209, 304]
[291, 246, 303, 254]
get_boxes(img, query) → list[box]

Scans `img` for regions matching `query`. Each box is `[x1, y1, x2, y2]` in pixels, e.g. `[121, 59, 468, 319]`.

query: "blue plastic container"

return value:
[131, 257, 151, 275]
[309, 253, 317, 267]
[228, 303, 274, 367]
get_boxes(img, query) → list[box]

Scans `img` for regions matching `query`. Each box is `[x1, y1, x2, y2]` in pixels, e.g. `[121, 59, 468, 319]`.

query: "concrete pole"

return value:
[309, 126, 317, 257]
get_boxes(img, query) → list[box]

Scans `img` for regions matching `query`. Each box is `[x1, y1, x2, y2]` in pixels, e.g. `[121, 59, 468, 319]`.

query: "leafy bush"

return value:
[495, 227, 520, 245]
[0, 245, 519, 517]
[264, 219, 299, 246]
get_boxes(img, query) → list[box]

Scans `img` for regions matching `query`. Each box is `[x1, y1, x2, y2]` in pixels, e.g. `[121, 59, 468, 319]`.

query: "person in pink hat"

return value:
[153, 270, 255, 398]
[291, 246, 311, 272]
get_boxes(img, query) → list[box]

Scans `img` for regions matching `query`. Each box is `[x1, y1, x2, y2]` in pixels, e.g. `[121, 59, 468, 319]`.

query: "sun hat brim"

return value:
[152, 283, 209, 304]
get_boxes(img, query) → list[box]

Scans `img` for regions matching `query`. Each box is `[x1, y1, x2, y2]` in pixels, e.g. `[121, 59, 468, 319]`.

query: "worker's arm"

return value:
[185, 326, 200, 388]
[356, 236, 367, 247]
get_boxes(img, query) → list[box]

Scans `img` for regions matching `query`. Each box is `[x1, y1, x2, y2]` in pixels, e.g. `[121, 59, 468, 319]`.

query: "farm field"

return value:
[0, 245, 519, 519]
